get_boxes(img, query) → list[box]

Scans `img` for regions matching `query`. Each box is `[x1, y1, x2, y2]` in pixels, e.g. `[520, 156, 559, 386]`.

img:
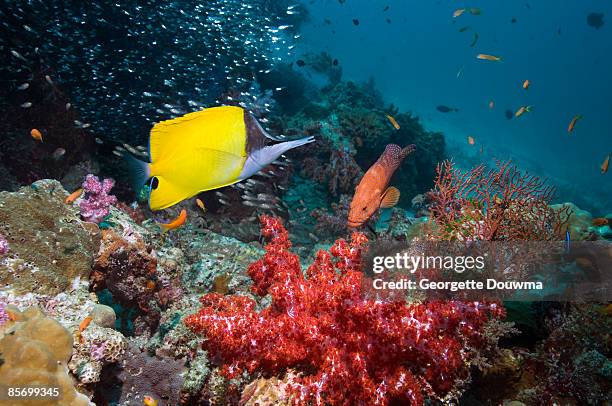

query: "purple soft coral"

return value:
[79, 174, 118, 223]
[0, 234, 9, 256]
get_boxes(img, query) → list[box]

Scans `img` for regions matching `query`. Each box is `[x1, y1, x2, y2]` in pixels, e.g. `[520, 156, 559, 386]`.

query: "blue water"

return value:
[298, 0, 612, 214]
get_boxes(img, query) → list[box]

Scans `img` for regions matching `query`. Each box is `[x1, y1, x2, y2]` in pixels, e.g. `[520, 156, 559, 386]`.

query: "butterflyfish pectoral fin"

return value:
[240, 136, 315, 180]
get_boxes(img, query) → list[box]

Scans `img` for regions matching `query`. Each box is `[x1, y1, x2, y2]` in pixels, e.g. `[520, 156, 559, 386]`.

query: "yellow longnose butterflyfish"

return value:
[126, 106, 314, 210]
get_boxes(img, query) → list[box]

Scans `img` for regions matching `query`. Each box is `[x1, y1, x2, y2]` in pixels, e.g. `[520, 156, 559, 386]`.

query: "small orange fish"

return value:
[30, 128, 43, 142]
[488, 100, 494, 109]
[567, 114, 582, 133]
[453, 8, 466, 18]
[467, 136, 475, 145]
[348, 144, 415, 227]
[597, 304, 612, 316]
[65, 188, 83, 204]
[515, 105, 532, 118]
[386, 114, 400, 130]
[158, 209, 187, 232]
[522, 79, 530, 90]
[601, 154, 610, 174]
[145, 280, 156, 291]
[196, 198, 206, 212]
[476, 53, 502, 62]
[79, 316, 93, 332]
[143, 395, 158, 406]
[6, 310, 18, 322]
[592, 218, 609, 227]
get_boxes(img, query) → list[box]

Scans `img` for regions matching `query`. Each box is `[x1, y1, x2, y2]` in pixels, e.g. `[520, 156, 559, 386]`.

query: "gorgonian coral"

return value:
[185, 215, 505, 405]
[427, 160, 571, 241]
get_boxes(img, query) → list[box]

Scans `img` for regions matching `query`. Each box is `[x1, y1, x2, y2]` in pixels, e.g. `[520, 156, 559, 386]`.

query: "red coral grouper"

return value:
[348, 144, 415, 227]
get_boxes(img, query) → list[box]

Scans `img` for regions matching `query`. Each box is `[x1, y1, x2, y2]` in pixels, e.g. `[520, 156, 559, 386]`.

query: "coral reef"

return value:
[186, 216, 506, 405]
[68, 322, 127, 384]
[0, 179, 100, 295]
[515, 304, 612, 404]
[0, 233, 8, 256]
[91, 227, 163, 334]
[427, 160, 572, 241]
[79, 174, 118, 224]
[113, 343, 186, 406]
[0, 307, 93, 406]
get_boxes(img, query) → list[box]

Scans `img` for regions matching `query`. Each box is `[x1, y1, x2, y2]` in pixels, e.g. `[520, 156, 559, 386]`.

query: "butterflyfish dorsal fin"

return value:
[149, 106, 246, 163]
[380, 186, 400, 208]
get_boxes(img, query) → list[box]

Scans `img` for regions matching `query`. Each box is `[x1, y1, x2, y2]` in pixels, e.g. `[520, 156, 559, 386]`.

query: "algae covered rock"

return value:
[0, 307, 92, 406]
[0, 179, 100, 295]
[183, 230, 264, 294]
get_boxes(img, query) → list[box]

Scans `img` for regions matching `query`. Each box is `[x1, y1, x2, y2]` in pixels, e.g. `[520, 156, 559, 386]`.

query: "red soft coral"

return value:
[185, 215, 504, 405]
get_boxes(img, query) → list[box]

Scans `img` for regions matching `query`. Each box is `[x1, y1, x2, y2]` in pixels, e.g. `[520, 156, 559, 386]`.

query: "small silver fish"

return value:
[52, 148, 66, 160]
[11, 50, 27, 61]
[17, 83, 29, 90]
[20, 102, 32, 108]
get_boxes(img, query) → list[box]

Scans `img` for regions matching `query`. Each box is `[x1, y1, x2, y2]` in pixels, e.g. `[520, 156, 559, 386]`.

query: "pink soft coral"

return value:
[185, 215, 504, 405]
[79, 174, 118, 223]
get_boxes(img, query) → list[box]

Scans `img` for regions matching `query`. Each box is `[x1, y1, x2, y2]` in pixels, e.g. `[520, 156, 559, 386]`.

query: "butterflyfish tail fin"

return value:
[124, 153, 151, 192]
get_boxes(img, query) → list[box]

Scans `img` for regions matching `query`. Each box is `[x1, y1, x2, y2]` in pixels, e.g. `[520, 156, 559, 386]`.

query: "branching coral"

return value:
[79, 174, 118, 223]
[427, 160, 572, 241]
[185, 216, 505, 405]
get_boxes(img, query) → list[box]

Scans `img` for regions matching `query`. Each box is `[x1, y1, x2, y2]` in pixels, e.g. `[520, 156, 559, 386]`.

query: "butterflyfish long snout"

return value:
[126, 106, 314, 210]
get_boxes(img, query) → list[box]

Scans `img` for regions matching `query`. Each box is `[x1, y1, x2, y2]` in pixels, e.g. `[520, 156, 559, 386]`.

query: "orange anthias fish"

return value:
[79, 316, 93, 332]
[348, 144, 415, 227]
[65, 188, 83, 204]
[30, 128, 43, 142]
[489, 100, 495, 109]
[143, 395, 158, 406]
[195, 198, 206, 212]
[476, 53, 502, 62]
[467, 136, 475, 145]
[592, 217, 609, 227]
[602, 154, 610, 174]
[158, 209, 187, 232]
[515, 105, 532, 118]
[567, 114, 582, 133]
[386, 114, 400, 130]
[523, 79, 530, 90]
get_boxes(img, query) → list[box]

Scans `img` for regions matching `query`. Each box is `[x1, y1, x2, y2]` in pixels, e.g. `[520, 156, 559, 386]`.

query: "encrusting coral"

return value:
[0, 307, 93, 406]
[0, 179, 100, 295]
[186, 215, 506, 405]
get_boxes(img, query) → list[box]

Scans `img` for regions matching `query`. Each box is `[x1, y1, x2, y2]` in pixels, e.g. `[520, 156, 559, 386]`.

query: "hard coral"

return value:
[0, 307, 92, 405]
[79, 174, 118, 223]
[427, 160, 572, 241]
[186, 216, 504, 405]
